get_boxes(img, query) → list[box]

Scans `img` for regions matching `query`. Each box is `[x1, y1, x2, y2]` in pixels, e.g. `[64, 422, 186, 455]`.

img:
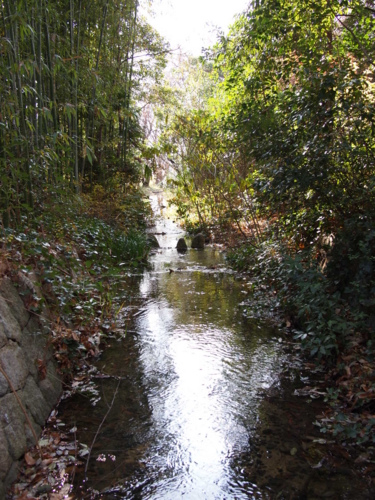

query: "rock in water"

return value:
[147, 234, 160, 249]
[176, 238, 187, 251]
[191, 233, 205, 249]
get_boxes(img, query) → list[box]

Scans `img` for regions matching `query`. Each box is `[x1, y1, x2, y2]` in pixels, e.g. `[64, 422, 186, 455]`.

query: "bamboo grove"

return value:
[0, 0, 167, 226]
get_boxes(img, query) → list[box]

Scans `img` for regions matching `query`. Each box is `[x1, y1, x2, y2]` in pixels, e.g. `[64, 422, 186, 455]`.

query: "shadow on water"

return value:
[59, 193, 375, 499]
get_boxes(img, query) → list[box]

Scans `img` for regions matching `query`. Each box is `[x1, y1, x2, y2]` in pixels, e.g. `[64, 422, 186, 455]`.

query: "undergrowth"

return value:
[227, 233, 375, 444]
[0, 189, 153, 379]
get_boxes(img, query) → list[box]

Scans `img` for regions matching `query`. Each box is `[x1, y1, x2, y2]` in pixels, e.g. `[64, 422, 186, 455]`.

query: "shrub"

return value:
[228, 239, 370, 360]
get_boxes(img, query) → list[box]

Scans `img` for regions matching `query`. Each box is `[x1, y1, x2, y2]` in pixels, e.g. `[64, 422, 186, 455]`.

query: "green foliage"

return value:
[0, 0, 168, 225]
[108, 228, 149, 263]
[327, 216, 375, 314]
[316, 409, 375, 445]
[228, 240, 370, 360]
[152, 0, 375, 364]
[1, 199, 150, 323]
[226, 245, 257, 272]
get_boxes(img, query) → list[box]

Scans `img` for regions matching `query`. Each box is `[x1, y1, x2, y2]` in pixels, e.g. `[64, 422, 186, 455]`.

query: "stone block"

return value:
[0, 368, 8, 397]
[176, 238, 188, 251]
[0, 343, 29, 392]
[0, 393, 26, 460]
[0, 480, 5, 499]
[24, 413, 41, 448]
[0, 428, 12, 481]
[0, 276, 63, 496]
[0, 325, 6, 349]
[39, 362, 62, 408]
[20, 325, 48, 379]
[0, 296, 22, 342]
[191, 233, 205, 249]
[20, 376, 50, 427]
[22, 315, 42, 337]
[4, 460, 20, 490]
[17, 271, 52, 323]
[0, 279, 30, 330]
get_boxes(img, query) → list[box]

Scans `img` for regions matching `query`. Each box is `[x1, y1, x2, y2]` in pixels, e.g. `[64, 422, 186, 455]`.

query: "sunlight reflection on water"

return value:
[61, 192, 284, 499]
[122, 193, 283, 497]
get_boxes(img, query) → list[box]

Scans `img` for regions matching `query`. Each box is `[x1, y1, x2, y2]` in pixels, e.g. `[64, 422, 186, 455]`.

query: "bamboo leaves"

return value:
[0, 0, 168, 226]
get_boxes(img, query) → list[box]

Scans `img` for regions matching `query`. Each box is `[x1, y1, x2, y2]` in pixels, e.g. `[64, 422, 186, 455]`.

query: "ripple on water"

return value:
[59, 194, 285, 499]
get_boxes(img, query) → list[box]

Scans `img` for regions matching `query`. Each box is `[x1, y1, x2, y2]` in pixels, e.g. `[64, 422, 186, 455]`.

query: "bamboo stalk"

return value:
[4, 0, 33, 210]
[81, 0, 110, 191]
[43, 0, 58, 132]
[122, 0, 139, 169]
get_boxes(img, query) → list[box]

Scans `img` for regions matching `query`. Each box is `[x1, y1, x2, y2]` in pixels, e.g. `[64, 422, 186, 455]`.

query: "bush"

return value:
[228, 239, 370, 360]
[327, 216, 375, 324]
[108, 229, 149, 263]
[1, 200, 151, 324]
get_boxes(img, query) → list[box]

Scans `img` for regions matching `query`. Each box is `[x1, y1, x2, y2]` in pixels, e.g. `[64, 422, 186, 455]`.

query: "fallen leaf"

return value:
[50, 483, 72, 498]
[355, 453, 370, 464]
[24, 452, 36, 466]
[38, 438, 50, 447]
[41, 458, 54, 467]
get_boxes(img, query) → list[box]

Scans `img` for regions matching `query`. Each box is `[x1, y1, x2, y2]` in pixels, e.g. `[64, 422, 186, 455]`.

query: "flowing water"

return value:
[59, 193, 373, 499]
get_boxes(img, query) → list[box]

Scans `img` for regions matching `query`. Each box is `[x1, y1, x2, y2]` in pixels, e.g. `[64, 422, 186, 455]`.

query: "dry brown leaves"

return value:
[10, 411, 81, 500]
[331, 336, 375, 412]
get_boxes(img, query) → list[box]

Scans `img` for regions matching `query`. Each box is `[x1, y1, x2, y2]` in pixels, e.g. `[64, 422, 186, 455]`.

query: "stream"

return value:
[59, 193, 374, 499]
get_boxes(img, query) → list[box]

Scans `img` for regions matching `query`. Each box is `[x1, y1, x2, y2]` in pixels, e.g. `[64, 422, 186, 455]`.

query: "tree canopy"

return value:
[152, 0, 375, 361]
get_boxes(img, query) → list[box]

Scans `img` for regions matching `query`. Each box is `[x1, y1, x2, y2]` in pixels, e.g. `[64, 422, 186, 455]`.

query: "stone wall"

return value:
[0, 277, 62, 498]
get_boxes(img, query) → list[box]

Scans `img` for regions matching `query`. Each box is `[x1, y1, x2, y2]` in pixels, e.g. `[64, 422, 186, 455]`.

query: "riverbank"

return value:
[3, 192, 375, 499]
[177, 219, 375, 495]
[223, 238, 375, 452]
[247, 344, 375, 498]
[1, 190, 154, 499]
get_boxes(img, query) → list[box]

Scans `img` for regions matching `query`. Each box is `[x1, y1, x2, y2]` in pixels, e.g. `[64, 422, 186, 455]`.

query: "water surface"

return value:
[62, 193, 286, 499]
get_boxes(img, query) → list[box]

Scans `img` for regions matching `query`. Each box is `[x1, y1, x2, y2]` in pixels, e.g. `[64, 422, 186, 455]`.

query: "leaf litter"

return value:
[4, 197, 153, 499]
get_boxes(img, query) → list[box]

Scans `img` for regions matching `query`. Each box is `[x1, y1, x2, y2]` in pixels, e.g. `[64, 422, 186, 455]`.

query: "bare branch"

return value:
[84, 380, 120, 478]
